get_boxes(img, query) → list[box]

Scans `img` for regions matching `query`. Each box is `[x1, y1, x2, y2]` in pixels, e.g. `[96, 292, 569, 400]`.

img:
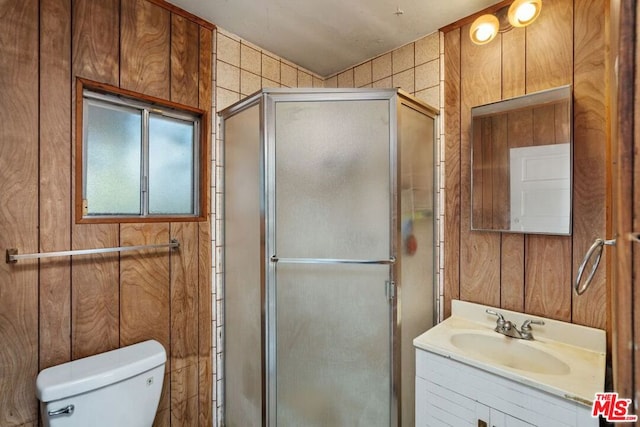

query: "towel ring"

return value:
[574, 238, 616, 295]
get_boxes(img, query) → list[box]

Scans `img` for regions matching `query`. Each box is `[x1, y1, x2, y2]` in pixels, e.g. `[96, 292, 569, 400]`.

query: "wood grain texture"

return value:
[198, 220, 212, 427]
[635, 106, 640, 414]
[571, 0, 608, 329]
[525, 0, 573, 92]
[443, 29, 461, 318]
[0, 1, 40, 423]
[1, 1, 214, 424]
[171, 396, 199, 427]
[120, 223, 171, 348]
[459, 23, 502, 307]
[522, 0, 574, 322]
[171, 364, 199, 425]
[500, 235, 524, 311]
[120, 0, 170, 98]
[500, 28, 526, 312]
[39, 0, 72, 370]
[71, 0, 119, 83]
[197, 26, 213, 427]
[147, 0, 215, 30]
[501, 28, 526, 99]
[120, 223, 171, 412]
[170, 223, 199, 425]
[611, 0, 636, 403]
[490, 115, 509, 230]
[154, 408, 171, 427]
[71, 0, 121, 360]
[524, 235, 572, 320]
[442, 0, 608, 328]
[171, 14, 200, 107]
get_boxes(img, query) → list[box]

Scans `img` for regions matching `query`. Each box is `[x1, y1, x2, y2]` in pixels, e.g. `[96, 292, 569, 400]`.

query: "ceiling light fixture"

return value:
[469, 0, 542, 45]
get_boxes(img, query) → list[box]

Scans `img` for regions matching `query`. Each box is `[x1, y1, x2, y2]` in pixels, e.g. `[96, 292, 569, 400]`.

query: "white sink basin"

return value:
[450, 332, 570, 375]
[414, 300, 606, 405]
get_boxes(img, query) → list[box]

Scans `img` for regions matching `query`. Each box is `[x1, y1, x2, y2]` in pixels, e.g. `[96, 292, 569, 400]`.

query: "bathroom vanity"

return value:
[414, 300, 605, 426]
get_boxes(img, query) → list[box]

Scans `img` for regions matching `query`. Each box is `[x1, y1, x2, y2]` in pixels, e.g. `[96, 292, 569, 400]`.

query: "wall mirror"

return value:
[471, 85, 572, 235]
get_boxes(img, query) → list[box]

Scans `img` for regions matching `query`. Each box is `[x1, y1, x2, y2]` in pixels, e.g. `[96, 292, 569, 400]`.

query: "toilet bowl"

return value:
[36, 340, 166, 427]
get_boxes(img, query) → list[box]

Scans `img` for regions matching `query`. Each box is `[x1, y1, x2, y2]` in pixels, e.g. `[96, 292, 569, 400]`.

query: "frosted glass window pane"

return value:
[275, 100, 390, 259]
[148, 115, 195, 214]
[86, 102, 141, 215]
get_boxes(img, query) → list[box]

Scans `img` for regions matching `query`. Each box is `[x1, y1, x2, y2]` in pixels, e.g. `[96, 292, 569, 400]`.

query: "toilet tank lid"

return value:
[36, 340, 166, 402]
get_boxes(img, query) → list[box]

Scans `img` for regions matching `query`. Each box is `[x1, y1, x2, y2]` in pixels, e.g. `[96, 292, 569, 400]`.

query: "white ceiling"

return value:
[169, 0, 502, 77]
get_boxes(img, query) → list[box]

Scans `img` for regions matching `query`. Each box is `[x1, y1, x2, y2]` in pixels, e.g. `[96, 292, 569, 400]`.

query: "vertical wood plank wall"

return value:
[444, 0, 609, 330]
[0, 0, 213, 425]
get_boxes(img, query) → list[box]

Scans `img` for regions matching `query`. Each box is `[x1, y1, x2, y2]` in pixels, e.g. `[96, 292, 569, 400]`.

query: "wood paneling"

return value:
[170, 223, 199, 419]
[71, 0, 121, 360]
[444, 0, 609, 328]
[443, 29, 461, 318]
[1, 0, 213, 424]
[523, 0, 573, 323]
[0, 1, 39, 424]
[121, 0, 170, 98]
[571, 0, 608, 329]
[634, 0, 640, 408]
[120, 224, 171, 348]
[611, 0, 636, 405]
[459, 23, 502, 308]
[525, 0, 573, 91]
[500, 26, 526, 313]
[71, 0, 120, 84]
[39, 0, 72, 370]
[171, 14, 200, 107]
[197, 26, 213, 427]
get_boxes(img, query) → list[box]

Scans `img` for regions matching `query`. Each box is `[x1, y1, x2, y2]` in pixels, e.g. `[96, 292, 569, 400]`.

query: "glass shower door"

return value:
[270, 98, 393, 426]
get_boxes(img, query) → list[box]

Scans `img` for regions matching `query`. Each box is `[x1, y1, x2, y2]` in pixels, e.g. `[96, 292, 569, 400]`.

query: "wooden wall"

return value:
[611, 0, 638, 409]
[444, 0, 609, 330]
[0, 0, 213, 425]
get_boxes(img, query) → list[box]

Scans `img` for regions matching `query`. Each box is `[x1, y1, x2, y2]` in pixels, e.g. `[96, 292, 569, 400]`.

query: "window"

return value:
[77, 79, 208, 222]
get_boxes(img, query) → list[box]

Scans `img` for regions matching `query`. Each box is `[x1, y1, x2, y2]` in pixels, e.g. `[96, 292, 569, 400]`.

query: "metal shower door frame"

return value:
[262, 89, 400, 427]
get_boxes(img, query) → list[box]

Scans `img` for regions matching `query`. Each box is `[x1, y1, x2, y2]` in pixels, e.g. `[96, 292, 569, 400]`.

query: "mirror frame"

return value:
[470, 85, 573, 235]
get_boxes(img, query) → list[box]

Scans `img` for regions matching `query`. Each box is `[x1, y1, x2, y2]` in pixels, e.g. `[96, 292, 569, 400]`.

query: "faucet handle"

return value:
[486, 309, 506, 328]
[521, 319, 545, 331]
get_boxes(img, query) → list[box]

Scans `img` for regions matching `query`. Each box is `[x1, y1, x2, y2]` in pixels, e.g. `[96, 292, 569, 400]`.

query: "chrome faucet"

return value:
[486, 309, 545, 340]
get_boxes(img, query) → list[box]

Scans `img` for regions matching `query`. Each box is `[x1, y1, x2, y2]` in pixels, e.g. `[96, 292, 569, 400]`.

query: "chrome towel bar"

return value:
[6, 239, 180, 264]
[270, 255, 395, 265]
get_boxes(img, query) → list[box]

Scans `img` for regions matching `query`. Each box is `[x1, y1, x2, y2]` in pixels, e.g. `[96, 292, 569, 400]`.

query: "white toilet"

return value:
[36, 340, 166, 427]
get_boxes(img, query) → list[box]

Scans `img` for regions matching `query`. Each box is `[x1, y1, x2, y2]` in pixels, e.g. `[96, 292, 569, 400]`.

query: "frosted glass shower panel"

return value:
[85, 101, 142, 215]
[148, 115, 195, 214]
[398, 103, 436, 427]
[273, 98, 393, 426]
[276, 264, 391, 426]
[223, 104, 263, 427]
[274, 100, 390, 259]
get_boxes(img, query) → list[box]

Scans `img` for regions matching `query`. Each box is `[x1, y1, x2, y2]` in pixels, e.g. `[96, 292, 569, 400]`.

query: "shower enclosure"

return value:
[221, 88, 437, 427]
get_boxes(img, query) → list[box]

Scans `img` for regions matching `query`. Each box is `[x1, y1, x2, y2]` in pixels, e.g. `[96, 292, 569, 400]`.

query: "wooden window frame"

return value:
[75, 78, 209, 223]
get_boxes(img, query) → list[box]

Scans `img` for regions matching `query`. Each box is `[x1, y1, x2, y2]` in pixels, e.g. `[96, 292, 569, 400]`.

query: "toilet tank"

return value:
[36, 340, 166, 427]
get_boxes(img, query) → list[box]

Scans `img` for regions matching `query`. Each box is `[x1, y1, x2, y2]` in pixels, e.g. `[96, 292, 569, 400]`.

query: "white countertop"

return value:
[414, 300, 606, 406]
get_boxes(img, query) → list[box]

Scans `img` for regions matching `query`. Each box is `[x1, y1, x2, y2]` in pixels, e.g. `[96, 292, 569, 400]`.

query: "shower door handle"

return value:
[270, 255, 396, 265]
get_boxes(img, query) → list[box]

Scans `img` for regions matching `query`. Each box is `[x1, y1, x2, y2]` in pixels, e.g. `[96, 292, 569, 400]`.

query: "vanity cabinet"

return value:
[415, 349, 596, 427]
